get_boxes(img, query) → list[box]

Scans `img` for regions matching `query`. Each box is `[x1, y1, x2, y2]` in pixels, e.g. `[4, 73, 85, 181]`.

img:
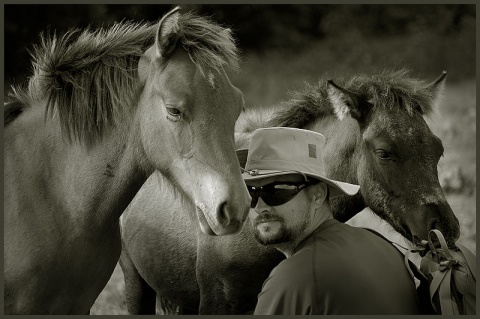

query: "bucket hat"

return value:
[237, 127, 360, 197]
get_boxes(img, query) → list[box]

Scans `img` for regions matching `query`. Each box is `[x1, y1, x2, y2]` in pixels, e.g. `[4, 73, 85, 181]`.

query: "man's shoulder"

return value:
[271, 243, 335, 283]
[256, 254, 317, 315]
[269, 249, 315, 284]
[260, 253, 316, 307]
[273, 250, 313, 273]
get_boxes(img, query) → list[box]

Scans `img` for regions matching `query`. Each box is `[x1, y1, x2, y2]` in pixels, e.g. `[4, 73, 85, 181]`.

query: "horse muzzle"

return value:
[403, 202, 461, 247]
[195, 201, 249, 236]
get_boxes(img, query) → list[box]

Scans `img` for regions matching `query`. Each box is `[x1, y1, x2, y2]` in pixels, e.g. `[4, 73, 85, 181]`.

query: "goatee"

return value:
[252, 214, 297, 245]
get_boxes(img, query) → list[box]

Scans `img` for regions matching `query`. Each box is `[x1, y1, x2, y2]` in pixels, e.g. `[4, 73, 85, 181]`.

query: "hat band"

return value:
[245, 159, 326, 177]
[242, 167, 310, 182]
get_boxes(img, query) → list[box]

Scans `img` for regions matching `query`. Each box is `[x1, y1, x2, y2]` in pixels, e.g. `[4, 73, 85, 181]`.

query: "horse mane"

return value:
[271, 69, 438, 128]
[269, 80, 335, 128]
[4, 99, 25, 126]
[4, 87, 31, 126]
[235, 107, 278, 133]
[7, 9, 239, 145]
[7, 21, 155, 144]
[176, 11, 239, 74]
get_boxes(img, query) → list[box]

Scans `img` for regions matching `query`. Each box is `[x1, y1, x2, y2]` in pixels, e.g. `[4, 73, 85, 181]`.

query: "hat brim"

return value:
[237, 149, 360, 197]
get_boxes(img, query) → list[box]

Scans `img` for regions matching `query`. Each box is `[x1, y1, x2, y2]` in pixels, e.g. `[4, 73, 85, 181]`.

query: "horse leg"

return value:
[119, 247, 156, 314]
[155, 294, 178, 314]
[155, 294, 198, 314]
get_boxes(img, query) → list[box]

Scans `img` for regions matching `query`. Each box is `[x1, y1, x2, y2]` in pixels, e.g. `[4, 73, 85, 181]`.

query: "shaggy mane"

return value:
[4, 95, 27, 127]
[271, 69, 438, 128]
[6, 9, 239, 144]
[176, 11, 239, 74]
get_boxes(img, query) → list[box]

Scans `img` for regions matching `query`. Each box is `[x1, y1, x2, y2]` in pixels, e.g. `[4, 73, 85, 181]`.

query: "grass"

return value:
[90, 42, 476, 314]
[90, 264, 127, 315]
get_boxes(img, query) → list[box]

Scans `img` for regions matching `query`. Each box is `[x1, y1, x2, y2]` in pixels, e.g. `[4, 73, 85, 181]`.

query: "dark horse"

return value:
[119, 70, 461, 314]
[4, 7, 250, 314]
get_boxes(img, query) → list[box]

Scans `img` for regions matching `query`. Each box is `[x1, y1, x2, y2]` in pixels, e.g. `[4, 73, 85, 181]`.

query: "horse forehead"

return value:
[368, 109, 432, 140]
[153, 63, 219, 101]
[164, 58, 232, 94]
[194, 68, 243, 112]
[364, 113, 445, 164]
[146, 51, 241, 116]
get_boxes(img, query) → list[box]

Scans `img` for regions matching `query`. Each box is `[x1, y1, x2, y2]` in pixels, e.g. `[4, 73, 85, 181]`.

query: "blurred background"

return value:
[4, 4, 475, 315]
[4, 4, 475, 106]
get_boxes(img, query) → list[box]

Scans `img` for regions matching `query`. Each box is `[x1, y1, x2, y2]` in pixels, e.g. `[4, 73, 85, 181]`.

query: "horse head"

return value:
[326, 70, 460, 245]
[136, 7, 250, 235]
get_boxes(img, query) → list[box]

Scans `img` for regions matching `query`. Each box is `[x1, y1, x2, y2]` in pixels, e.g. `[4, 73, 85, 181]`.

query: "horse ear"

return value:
[428, 71, 447, 106]
[155, 6, 181, 59]
[327, 80, 372, 123]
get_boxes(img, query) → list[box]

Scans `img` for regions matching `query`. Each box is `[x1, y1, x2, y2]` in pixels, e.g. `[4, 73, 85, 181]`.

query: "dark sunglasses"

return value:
[247, 181, 313, 208]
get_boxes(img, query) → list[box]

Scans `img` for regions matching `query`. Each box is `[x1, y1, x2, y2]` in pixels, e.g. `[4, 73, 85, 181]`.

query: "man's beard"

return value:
[252, 213, 308, 246]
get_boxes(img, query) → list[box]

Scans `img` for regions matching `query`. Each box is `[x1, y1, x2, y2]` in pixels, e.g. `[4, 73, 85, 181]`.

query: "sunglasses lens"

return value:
[247, 186, 260, 208]
[263, 187, 299, 206]
[247, 183, 307, 208]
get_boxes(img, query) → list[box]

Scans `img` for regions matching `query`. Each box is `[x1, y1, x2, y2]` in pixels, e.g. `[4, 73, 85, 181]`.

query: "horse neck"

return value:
[87, 126, 151, 225]
[16, 102, 150, 229]
[68, 120, 152, 227]
[307, 115, 367, 221]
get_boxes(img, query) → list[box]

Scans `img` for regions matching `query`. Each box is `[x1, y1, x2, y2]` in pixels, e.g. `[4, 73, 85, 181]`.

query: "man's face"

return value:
[247, 174, 315, 246]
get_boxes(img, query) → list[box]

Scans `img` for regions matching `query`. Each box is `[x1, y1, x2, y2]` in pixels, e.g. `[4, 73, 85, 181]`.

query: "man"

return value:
[238, 127, 420, 315]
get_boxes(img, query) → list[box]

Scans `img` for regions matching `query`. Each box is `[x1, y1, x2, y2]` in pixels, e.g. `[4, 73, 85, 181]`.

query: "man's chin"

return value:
[254, 226, 290, 246]
[256, 220, 281, 233]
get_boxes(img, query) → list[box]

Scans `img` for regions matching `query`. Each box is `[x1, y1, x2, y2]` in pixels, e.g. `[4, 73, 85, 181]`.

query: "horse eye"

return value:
[166, 107, 184, 121]
[376, 150, 391, 160]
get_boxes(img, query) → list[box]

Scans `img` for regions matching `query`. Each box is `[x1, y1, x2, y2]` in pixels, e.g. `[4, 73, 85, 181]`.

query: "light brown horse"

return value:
[119, 70, 461, 314]
[4, 7, 250, 314]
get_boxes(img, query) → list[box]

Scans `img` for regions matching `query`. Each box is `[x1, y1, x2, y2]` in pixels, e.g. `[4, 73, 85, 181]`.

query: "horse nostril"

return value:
[217, 201, 229, 225]
[216, 200, 247, 235]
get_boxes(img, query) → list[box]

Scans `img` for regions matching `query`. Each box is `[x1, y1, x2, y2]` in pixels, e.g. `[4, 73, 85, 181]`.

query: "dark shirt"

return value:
[254, 219, 420, 315]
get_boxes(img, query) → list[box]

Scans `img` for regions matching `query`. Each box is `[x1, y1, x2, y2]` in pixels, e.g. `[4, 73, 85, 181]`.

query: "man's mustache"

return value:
[253, 213, 284, 226]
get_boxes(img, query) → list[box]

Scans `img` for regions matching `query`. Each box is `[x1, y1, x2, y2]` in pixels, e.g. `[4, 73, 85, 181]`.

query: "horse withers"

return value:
[119, 70, 461, 314]
[4, 7, 249, 314]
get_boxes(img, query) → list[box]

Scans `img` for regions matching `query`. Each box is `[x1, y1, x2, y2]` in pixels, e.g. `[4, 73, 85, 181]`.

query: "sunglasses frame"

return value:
[247, 181, 314, 208]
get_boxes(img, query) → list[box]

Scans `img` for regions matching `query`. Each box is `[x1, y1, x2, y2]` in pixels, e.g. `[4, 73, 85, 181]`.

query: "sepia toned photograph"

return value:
[3, 3, 476, 315]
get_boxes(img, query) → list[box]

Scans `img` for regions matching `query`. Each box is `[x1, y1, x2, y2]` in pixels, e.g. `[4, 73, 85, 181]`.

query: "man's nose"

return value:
[255, 197, 271, 214]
